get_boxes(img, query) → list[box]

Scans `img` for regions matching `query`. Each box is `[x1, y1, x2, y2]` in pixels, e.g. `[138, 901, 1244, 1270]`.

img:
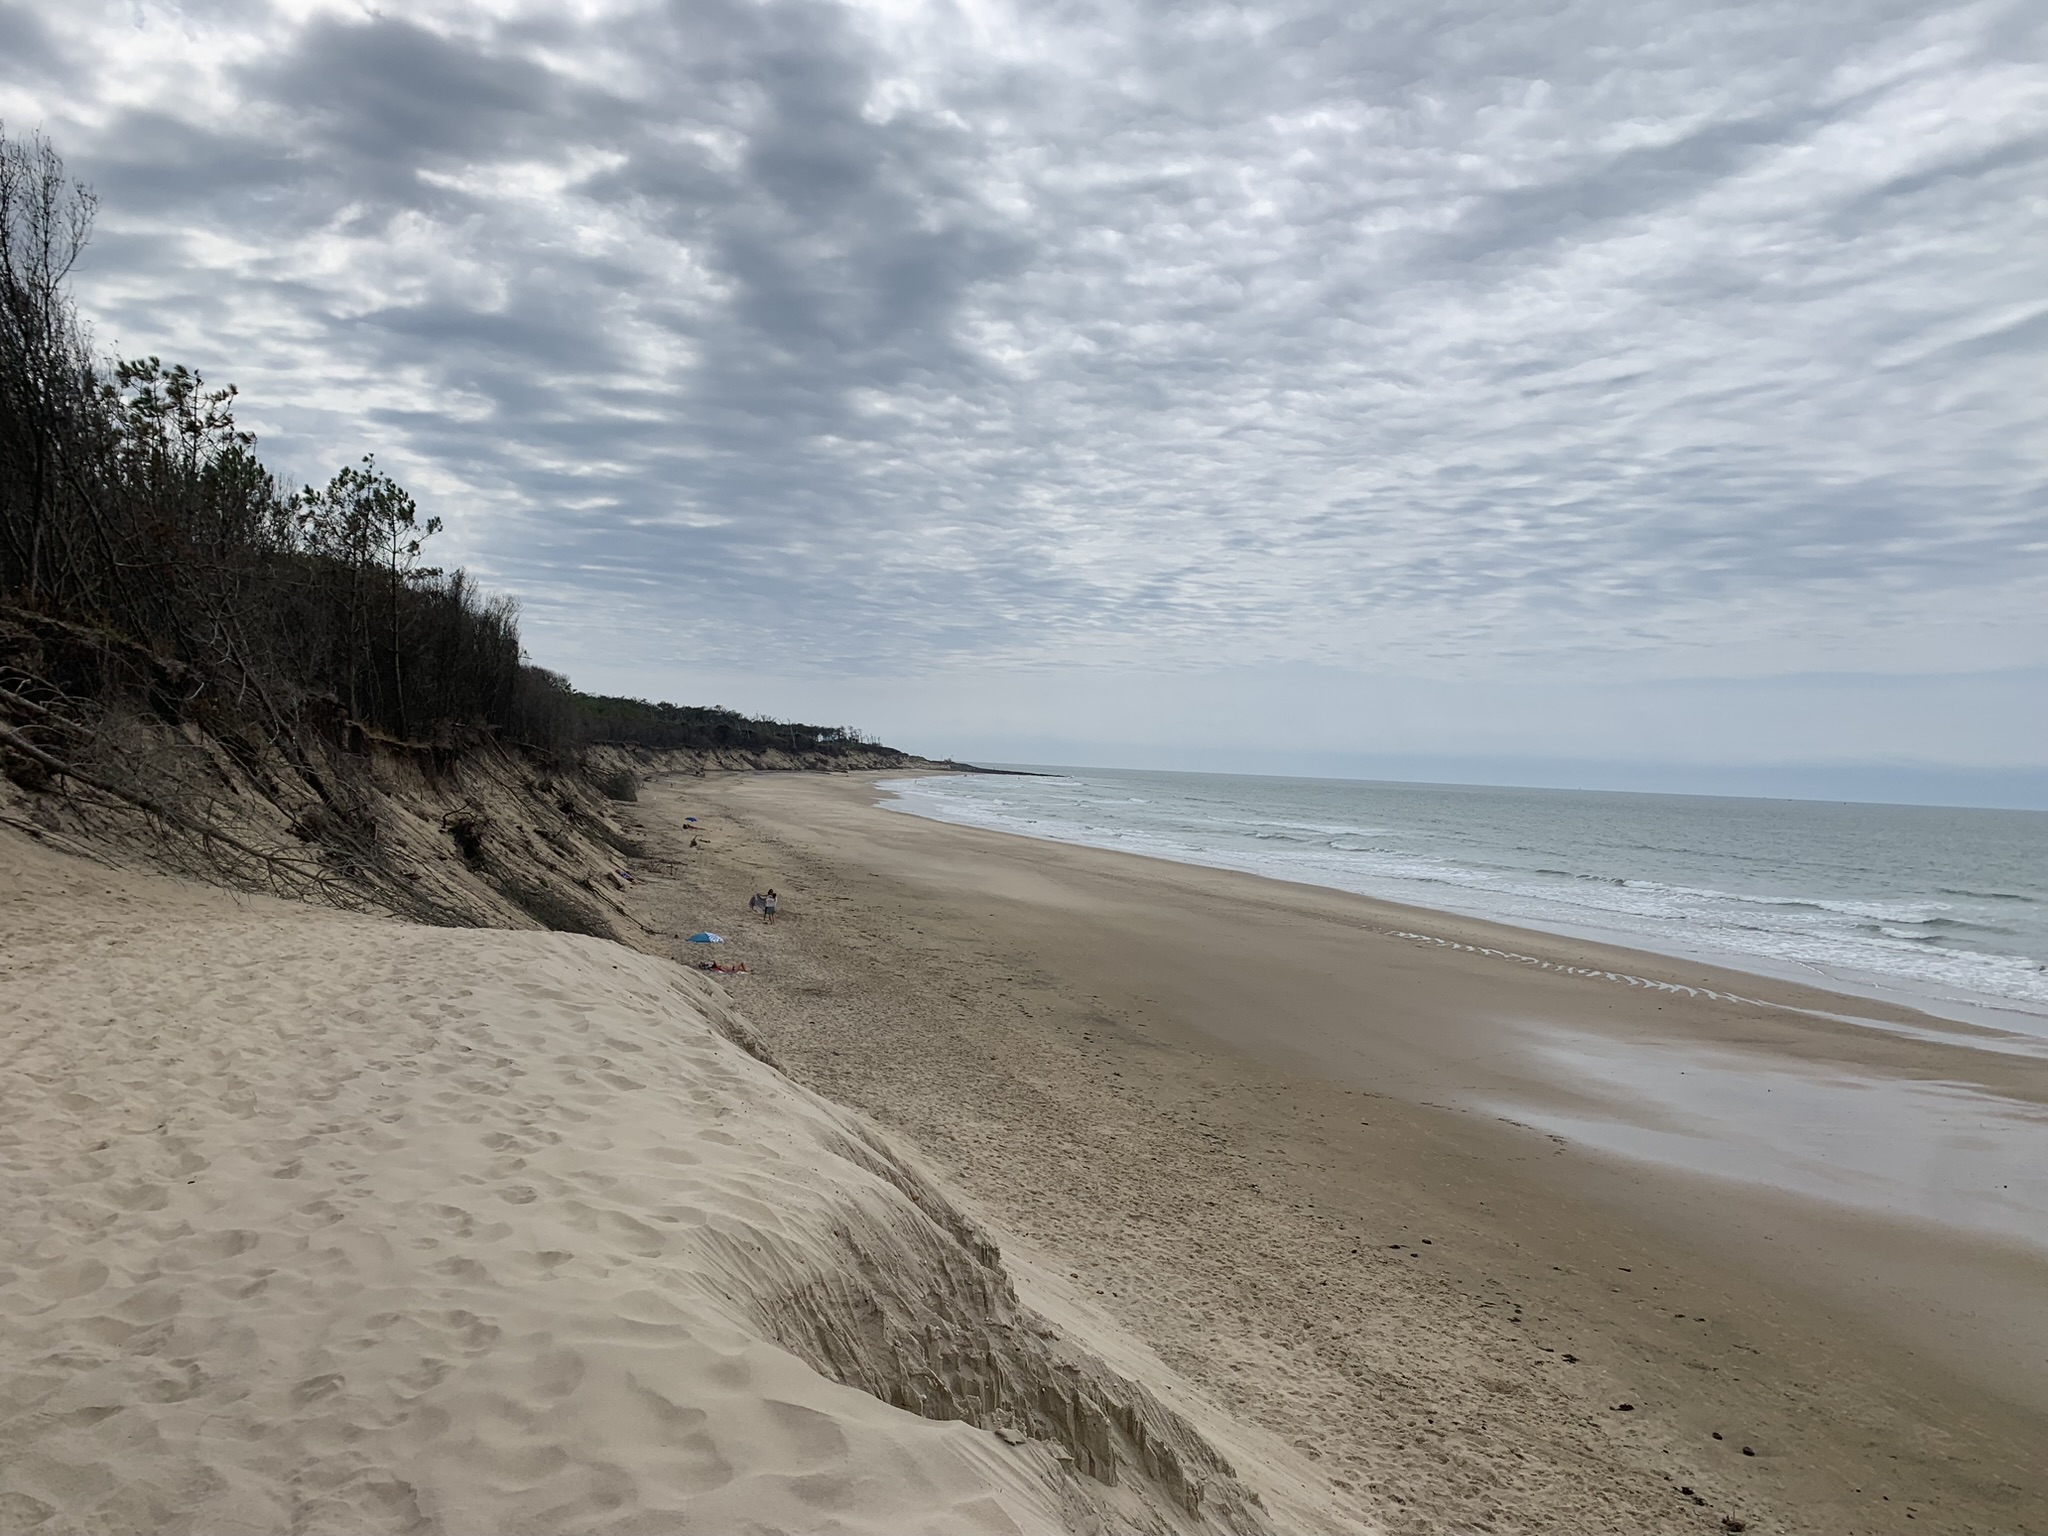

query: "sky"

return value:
[3, 0, 2044, 802]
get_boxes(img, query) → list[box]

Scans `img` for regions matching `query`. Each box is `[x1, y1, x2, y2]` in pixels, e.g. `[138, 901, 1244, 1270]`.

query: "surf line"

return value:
[1386, 931, 1772, 1008]
[1386, 930, 2048, 1058]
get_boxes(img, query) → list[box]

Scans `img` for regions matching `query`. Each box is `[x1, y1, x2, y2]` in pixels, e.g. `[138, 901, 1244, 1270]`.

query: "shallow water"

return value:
[883, 768, 2048, 1025]
[1494, 1026, 2048, 1253]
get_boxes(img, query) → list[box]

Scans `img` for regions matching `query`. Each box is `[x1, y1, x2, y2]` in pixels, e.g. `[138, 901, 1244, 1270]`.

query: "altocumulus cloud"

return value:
[2, 0, 2043, 694]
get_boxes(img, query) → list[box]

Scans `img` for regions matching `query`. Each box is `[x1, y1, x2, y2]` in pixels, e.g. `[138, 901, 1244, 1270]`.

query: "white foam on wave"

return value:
[879, 774, 2048, 1021]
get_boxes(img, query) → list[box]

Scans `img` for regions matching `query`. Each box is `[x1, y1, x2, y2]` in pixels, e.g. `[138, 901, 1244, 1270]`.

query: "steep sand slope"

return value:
[0, 835, 1300, 1536]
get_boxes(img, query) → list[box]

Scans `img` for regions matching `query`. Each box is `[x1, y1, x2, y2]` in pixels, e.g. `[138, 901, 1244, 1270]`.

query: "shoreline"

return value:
[873, 770, 2048, 1037]
[619, 768, 2048, 1534]
[858, 768, 2048, 1261]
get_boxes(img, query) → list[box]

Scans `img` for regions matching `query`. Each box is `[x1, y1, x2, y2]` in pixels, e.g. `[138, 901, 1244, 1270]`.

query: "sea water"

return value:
[880, 768, 2048, 1026]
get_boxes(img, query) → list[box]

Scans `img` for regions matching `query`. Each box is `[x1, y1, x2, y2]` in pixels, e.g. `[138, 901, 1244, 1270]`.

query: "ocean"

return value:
[879, 767, 2048, 1028]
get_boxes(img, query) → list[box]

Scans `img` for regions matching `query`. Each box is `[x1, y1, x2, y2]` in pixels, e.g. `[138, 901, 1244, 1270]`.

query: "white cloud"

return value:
[4, 0, 2042, 767]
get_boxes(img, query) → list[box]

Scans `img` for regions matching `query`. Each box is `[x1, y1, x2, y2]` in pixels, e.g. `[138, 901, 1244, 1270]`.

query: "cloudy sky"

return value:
[4, 0, 2043, 796]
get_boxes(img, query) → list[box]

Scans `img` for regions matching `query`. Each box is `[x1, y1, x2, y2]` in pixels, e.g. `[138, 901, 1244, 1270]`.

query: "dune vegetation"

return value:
[1, 127, 909, 909]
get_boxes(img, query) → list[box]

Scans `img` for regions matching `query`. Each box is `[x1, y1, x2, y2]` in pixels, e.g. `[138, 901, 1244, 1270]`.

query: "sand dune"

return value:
[0, 835, 1292, 1535]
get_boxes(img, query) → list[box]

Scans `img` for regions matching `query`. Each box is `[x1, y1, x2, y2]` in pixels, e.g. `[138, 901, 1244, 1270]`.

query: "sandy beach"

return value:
[4, 10, 2036, 1530]
[0, 830, 1315, 1535]
[615, 770, 2048, 1536]
[6, 766, 2043, 1535]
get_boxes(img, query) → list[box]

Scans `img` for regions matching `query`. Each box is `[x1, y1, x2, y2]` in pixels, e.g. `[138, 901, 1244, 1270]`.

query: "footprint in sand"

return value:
[529, 1347, 586, 1399]
[764, 1398, 851, 1461]
[623, 1377, 734, 1493]
[394, 1358, 452, 1396]
[54, 1404, 124, 1429]
[161, 1228, 258, 1261]
[108, 1180, 171, 1210]
[430, 1204, 480, 1238]
[0, 1493, 57, 1528]
[291, 1372, 346, 1407]
[579, 1210, 668, 1259]
[434, 1310, 502, 1354]
[298, 1198, 347, 1227]
[781, 1470, 860, 1510]
[140, 1361, 206, 1403]
[32, 1257, 109, 1300]
[582, 1461, 637, 1513]
[113, 1283, 182, 1325]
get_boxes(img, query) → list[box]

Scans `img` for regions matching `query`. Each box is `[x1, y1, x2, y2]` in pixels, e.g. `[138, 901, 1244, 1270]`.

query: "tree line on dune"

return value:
[0, 127, 898, 781]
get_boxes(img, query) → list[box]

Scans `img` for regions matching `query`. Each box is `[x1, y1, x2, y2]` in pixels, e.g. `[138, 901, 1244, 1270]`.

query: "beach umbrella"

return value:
[685, 932, 723, 944]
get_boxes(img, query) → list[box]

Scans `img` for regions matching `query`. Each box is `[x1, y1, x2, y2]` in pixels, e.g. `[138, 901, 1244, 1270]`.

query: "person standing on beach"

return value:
[763, 889, 778, 919]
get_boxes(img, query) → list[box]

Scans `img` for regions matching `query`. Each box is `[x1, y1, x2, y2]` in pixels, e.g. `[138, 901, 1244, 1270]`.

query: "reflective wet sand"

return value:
[1495, 1025, 2048, 1252]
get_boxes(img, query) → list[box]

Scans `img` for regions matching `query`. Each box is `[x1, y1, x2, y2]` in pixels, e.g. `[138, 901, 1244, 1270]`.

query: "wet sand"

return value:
[620, 770, 2048, 1536]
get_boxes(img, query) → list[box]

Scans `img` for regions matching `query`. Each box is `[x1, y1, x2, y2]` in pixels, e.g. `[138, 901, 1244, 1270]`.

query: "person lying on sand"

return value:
[698, 960, 749, 973]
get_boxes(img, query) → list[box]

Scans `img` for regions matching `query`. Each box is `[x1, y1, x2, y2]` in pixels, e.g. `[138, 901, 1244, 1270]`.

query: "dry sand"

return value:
[0, 831, 1319, 1535]
[7, 764, 2043, 1536]
[612, 770, 2048, 1536]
